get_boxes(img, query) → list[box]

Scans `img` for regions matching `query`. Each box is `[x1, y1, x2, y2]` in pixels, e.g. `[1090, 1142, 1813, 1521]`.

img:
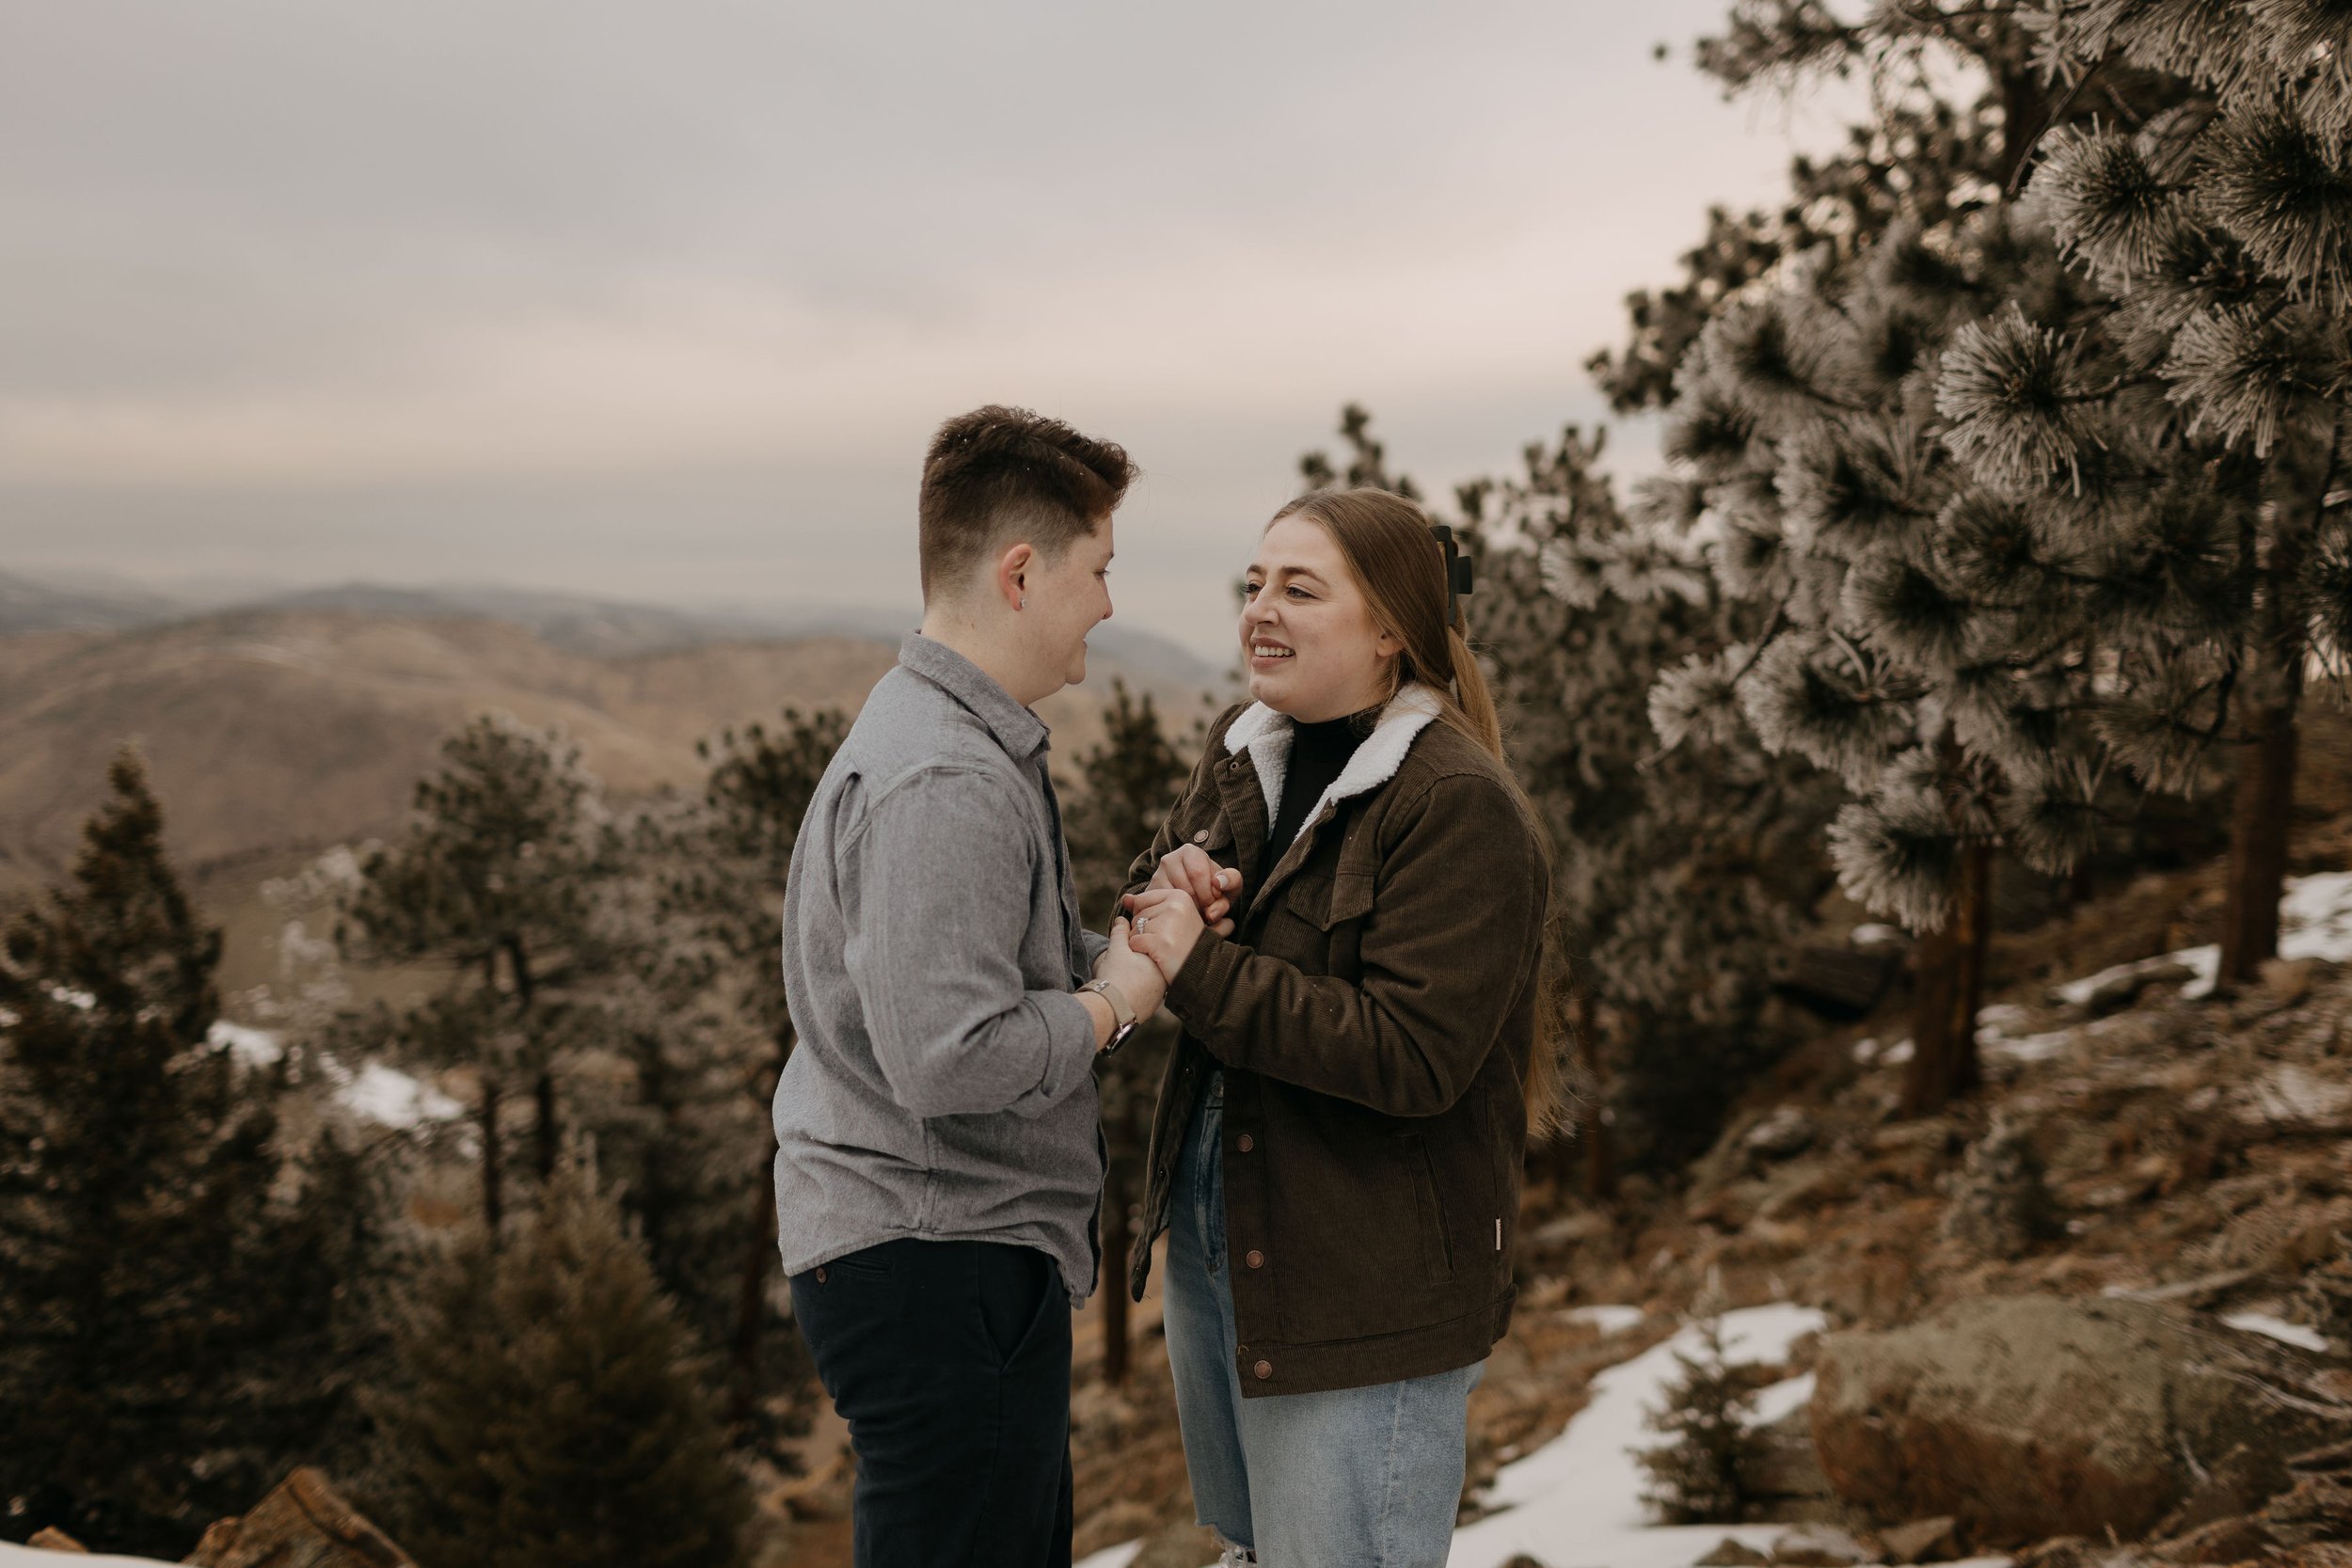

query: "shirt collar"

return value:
[898, 633, 1051, 761]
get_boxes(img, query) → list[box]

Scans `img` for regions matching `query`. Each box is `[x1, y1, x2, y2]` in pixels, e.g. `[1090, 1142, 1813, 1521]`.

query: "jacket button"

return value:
[1193, 829, 1211, 844]
[1246, 1249, 1264, 1269]
[1236, 1133, 1254, 1153]
[1253, 1359, 1273, 1380]
[815, 1267, 827, 1284]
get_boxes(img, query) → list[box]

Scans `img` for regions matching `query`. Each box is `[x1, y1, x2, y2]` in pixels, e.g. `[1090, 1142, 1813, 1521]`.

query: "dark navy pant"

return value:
[789, 1238, 1073, 1567]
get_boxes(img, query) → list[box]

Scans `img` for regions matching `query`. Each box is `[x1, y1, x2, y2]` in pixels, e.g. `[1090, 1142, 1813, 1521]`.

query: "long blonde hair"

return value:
[1269, 486, 1576, 1141]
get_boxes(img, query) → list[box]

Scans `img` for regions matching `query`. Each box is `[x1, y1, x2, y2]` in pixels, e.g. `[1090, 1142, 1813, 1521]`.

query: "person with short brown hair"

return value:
[774, 406, 1190, 1567]
[917, 403, 1138, 600]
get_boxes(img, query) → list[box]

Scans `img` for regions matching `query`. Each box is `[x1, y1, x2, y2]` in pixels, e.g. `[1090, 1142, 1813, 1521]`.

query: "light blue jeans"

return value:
[1161, 1073, 1482, 1567]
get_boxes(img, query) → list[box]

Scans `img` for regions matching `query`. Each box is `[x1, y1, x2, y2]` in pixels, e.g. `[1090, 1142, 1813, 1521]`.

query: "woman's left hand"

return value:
[1120, 884, 1212, 983]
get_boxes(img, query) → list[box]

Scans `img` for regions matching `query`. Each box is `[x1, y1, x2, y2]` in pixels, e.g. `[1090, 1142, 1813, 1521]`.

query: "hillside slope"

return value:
[0, 610, 1219, 897]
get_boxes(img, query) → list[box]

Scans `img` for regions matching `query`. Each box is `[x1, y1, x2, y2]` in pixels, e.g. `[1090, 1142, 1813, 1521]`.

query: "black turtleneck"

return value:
[1259, 713, 1370, 884]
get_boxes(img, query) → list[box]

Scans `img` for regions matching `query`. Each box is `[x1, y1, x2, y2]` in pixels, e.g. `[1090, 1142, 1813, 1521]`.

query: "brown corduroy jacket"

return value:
[1123, 684, 1549, 1397]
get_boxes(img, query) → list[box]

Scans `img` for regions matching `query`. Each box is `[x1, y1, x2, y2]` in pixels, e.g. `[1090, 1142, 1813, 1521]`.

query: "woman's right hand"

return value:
[1149, 844, 1239, 937]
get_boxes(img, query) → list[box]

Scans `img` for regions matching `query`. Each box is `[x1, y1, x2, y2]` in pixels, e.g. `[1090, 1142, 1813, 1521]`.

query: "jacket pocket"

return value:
[1402, 1132, 1454, 1282]
[1320, 871, 1375, 930]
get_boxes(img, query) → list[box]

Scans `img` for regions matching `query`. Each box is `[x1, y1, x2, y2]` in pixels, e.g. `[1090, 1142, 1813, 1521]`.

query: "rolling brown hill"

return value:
[0, 608, 1225, 902]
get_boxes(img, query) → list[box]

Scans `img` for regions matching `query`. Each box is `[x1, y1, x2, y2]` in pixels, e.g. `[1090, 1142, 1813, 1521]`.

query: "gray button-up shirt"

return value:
[772, 634, 1110, 1303]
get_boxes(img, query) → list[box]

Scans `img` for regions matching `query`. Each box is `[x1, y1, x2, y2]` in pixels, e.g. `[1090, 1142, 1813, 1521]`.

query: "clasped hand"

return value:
[1116, 844, 1238, 983]
[1089, 847, 1239, 1039]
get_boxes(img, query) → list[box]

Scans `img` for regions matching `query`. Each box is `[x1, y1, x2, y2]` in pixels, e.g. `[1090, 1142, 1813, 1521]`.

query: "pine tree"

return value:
[341, 716, 610, 1227]
[1462, 428, 1839, 1181]
[1636, 1309, 1768, 1525]
[1625, 3, 2217, 1115]
[1940, 1109, 2056, 1259]
[0, 754, 373, 1555]
[626, 707, 846, 1440]
[1064, 682, 1192, 1386]
[366, 1152, 753, 1568]
[1953, 0, 2352, 990]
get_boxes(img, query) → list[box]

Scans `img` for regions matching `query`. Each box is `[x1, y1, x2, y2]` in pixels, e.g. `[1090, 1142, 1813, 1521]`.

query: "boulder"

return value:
[1877, 1515, 1960, 1563]
[183, 1468, 414, 1568]
[1810, 1294, 2352, 1546]
[1693, 1542, 1771, 1566]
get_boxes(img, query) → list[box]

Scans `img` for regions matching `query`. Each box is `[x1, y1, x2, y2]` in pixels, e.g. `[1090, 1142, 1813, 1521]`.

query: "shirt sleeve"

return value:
[839, 765, 1098, 1119]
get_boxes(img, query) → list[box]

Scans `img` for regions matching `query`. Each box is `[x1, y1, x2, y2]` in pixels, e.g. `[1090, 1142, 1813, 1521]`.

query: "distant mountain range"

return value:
[0, 570, 1224, 686]
[0, 572, 1233, 900]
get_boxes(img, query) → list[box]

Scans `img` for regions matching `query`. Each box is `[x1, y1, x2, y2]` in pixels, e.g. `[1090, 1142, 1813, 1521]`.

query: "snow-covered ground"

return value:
[0, 1545, 174, 1567]
[1446, 1303, 1824, 1568]
[2054, 870, 2352, 1008]
[1081, 1304, 1910, 1568]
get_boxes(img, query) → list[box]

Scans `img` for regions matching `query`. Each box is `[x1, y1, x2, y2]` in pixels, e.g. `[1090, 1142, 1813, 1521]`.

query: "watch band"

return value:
[1079, 978, 1138, 1054]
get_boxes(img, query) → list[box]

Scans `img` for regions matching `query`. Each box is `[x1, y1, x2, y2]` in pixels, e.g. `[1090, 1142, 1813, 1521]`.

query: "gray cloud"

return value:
[0, 0, 1851, 655]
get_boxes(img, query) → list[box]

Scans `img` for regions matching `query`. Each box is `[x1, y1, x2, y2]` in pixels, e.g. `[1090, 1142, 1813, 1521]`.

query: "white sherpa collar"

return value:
[1222, 682, 1444, 844]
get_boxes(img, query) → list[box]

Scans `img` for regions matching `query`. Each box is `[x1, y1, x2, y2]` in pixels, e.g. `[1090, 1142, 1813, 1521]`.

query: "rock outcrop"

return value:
[1811, 1293, 2352, 1545]
[183, 1468, 414, 1568]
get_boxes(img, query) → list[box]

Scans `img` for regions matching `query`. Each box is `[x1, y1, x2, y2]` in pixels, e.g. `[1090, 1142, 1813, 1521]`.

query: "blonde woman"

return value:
[1121, 487, 1558, 1566]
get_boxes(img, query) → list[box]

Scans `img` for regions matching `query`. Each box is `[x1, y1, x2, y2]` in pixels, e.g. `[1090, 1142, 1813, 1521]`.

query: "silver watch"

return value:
[1079, 978, 1139, 1055]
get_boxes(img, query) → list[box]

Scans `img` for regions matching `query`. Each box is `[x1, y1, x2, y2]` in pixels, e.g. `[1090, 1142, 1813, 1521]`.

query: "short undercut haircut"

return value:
[918, 404, 1136, 600]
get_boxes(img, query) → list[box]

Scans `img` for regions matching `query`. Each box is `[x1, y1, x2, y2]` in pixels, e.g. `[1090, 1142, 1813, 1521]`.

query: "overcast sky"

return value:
[0, 1, 1858, 657]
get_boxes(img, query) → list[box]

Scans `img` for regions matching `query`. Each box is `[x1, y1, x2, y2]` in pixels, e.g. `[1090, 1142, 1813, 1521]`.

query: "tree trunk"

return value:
[2218, 691, 2301, 989]
[1997, 66, 2050, 189]
[728, 1025, 796, 1437]
[2217, 501, 2316, 990]
[728, 1176, 777, 1436]
[534, 1070, 559, 1182]
[1901, 840, 1992, 1117]
[1101, 1147, 1133, 1388]
[480, 1075, 504, 1240]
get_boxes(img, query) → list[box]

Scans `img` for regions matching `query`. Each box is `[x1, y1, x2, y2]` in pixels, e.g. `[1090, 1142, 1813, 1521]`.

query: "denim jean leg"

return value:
[1235, 1357, 1484, 1568]
[1159, 1076, 1255, 1552]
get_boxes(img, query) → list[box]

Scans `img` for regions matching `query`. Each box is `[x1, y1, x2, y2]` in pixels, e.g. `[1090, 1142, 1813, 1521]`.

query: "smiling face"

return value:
[1241, 513, 1403, 721]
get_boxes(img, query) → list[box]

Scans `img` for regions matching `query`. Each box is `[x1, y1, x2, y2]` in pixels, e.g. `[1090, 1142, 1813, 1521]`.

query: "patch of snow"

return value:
[1446, 1303, 1826, 1568]
[2048, 868, 2352, 1010]
[1881, 1037, 1915, 1065]
[0, 1546, 178, 1567]
[2055, 946, 2221, 1006]
[1851, 923, 1906, 949]
[206, 1021, 284, 1067]
[1985, 1028, 2074, 1063]
[1567, 1305, 1646, 1336]
[1976, 1003, 2032, 1037]
[2224, 1311, 2330, 1354]
[2244, 1061, 2352, 1129]
[1073, 1543, 1144, 1568]
[1850, 1036, 1880, 1064]
[319, 1056, 464, 1129]
[2280, 871, 2352, 965]
[1752, 1370, 1816, 1427]
[2176, 944, 2223, 1001]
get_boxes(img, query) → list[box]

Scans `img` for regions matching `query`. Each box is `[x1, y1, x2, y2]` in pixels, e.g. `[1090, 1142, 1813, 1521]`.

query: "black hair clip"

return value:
[1429, 524, 1473, 628]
